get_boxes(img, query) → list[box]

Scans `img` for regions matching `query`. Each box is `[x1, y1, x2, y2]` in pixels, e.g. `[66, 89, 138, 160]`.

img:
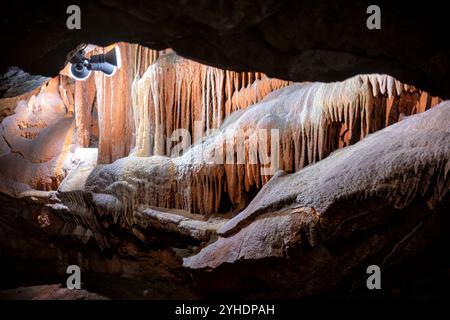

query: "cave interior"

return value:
[0, 1, 449, 301]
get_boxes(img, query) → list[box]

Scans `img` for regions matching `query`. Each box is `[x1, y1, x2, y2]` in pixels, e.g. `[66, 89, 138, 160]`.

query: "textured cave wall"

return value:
[94, 43, 134, 164]
[184, 101, 450, 298]
[0, 61, 448, 299]
[0, 43, 290, 195]
[0, 2, 449, 300]
[0, 45, 442, 204]
[63, 43, 164, 163]
[0, 76, 79, 195]
[74, 44, 288, 163]
[1, 1, 450, 98]
[131, 52, 289, 157]
[83, 75, 442, 217]
[0, 102, 447, 300]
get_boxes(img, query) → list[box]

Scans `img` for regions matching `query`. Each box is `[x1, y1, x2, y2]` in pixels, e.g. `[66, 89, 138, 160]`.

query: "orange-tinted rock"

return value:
[94, 44, 163, 163]
[0, 77, 78, 195]
[74, 75, 96, 147]
[131, 52, 289, 157]
[84, 74, 443, 216]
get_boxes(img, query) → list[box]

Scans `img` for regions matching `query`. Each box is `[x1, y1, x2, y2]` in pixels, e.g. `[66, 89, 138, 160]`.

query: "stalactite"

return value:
[130, 44, 164, 78]
[70, 44, 287, 164]
[0, 77, 78, 195]
[87, 74, 442, 218]
[88, 44, 177, 163]
[58, 75, 75, 115]
[94, 62, 110, 164]
[131, 52, 290, 157]
[74, 75, 96, 147]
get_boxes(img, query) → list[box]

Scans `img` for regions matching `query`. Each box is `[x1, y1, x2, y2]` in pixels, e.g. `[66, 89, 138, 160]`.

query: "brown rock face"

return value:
[94, 43, 135, 164]
[0, 191, 199, 299]
[74, 72, 96, 147]
[61, 44, 287, 164]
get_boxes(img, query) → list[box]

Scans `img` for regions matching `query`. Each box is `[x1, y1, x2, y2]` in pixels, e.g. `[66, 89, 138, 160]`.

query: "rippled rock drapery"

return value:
[184, 102, 450, 298]
[84, 74, 441, 216]
[69, 44, 287, 164]
[2, 46, 438, 196]
[131, 52, 289, 157]
[75, 43, 161, 164]
[0, 44, 288, 196]
[0, 40, 448, 299]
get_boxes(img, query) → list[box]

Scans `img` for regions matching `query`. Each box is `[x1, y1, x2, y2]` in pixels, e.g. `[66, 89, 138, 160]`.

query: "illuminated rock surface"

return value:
[131, 52, 289, 157]
[0, 42, 448, 299]
[0, 76, 78, 195]
[84, 74, 441, 216]
[183, 102, 450, 297]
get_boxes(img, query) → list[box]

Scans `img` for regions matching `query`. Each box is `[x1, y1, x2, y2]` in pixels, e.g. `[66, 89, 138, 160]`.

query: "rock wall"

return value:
[0, 76, 78, 195]
[0, 45, 448, 298]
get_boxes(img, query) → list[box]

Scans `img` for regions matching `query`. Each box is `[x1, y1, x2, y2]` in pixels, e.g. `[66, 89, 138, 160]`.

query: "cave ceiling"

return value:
[1, 0, 450, 97]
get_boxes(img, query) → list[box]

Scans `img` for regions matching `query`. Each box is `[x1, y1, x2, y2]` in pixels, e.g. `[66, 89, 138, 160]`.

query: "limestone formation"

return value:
[0, 41, 448, 300]
[85, 74, 441, 217]
[0, 76, 78, 195]
[0, 44, 291, 200]
[65, 44, 288, 164]
[131, 52, 289, 157]
[184, 102, 450, 297]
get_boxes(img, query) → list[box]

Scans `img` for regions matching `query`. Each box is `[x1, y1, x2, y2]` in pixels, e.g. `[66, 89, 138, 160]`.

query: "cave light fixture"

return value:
[69, 45, 121, 81]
